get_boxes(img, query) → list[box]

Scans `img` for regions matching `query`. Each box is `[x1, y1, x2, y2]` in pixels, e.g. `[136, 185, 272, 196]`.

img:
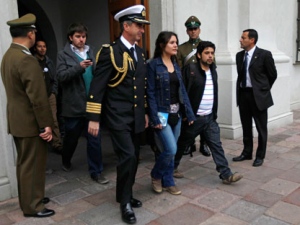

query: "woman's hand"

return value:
[154, 124, 163, 129]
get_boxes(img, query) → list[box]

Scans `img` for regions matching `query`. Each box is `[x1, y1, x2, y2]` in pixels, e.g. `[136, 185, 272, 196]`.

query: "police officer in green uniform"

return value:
[175, 16, 211, 177]
[177, 16, 202, 68]
[1, 14, 55, 218]
[86, 5, 150, 224]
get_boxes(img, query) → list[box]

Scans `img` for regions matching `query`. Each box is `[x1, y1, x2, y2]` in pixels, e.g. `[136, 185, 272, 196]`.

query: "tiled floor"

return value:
[1, 110, 300, 225]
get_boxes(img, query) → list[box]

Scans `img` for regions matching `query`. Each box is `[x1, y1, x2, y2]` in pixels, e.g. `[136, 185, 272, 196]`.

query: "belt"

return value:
[196, 113, 212, 117]
[239, 87, 253, 92]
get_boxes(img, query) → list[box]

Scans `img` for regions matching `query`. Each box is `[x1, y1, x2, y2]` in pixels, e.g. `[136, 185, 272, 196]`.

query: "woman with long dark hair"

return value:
[147, 31, 195, 195]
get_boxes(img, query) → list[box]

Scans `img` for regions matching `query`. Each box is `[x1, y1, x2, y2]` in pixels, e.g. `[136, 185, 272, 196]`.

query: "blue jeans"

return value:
[62, 117, 103, 176]
[151, 117, 181, 187]
[177, 113, 232, 180]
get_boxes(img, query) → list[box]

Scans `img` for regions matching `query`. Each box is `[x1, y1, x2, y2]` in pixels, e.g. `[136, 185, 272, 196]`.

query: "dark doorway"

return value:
[17, 0, 57, 63]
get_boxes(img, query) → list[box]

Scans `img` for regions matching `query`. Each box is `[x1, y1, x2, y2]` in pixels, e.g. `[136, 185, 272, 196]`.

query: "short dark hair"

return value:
[153, 31, 179, 62]
[243, 28, 258, 44]
[35, 39, 46, 48]
[67, 22, 88, 43]
[196, 41, 216, 55]
[10, 26, 34, 38]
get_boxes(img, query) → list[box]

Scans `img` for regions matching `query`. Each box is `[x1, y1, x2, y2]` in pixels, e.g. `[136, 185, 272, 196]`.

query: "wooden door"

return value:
[108, 0, 150, 58]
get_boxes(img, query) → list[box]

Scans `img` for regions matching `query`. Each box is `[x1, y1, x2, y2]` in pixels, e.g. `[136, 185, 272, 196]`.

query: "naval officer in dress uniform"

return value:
[1, 13, 55, 218]
[86, 5, 150, 224]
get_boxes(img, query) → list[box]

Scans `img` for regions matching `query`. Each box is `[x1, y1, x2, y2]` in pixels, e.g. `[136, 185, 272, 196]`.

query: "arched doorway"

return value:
[17, 0, 57, 63]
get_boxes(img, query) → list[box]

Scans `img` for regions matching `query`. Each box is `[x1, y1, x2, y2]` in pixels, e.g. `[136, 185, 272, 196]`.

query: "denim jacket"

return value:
[147, 57, 196, 126]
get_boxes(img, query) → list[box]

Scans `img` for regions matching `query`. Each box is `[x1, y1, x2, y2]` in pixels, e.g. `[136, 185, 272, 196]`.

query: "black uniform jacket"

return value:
[86, 39, 147, 133]
[183, 62, 219, 120]
[236, 47, 277, 111]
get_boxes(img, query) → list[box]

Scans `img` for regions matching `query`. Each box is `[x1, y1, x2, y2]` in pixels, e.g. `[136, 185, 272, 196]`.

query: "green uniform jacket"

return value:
[177, 38, 201, 68]
[1, 43, 53, 137]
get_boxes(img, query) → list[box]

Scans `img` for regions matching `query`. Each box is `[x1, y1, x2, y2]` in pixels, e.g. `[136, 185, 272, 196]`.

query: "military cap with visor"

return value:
[185, 15, 201, 28]
[114, 5, 150, 24]
[7, 13, 36, 28]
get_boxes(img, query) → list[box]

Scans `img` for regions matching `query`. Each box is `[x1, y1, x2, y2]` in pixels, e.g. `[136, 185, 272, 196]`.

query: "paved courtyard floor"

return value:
[1, 110, 300, 225]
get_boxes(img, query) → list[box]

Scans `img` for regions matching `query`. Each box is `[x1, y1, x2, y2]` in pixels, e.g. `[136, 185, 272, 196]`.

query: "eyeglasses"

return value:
[187, 27, 198, 31]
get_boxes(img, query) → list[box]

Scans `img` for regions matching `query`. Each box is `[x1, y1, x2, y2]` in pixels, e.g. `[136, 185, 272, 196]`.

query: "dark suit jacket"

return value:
[1, 43, 53, 137]
[87, 39, 147, 133]
[236, 46, 277, 111]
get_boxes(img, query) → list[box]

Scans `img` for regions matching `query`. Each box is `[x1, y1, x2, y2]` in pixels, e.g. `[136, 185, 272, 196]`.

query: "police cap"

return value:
[114, 5, 150, 24]
[7, 13, 36, 28]
[185, 16, 201, 28]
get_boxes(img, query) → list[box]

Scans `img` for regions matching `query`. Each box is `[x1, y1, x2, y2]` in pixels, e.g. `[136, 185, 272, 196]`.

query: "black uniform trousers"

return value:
[238, 88, 268, 159]
[13, 136, 47, 214]
[109, 127, 141, 205]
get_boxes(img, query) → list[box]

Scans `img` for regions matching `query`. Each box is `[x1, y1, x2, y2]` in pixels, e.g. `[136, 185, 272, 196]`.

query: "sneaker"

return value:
[163, 186, 181, 195]
[62, 163, 72, 172]
[173, 169, 184, 178]
[222, 172, 243, 184]
[151, 177, 162, 193]
[91, 174, 109, 184]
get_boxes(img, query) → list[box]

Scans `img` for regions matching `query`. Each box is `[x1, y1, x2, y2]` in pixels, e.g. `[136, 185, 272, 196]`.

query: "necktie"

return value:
[242, 52, 248, 88]
[130, 47, 137, 61]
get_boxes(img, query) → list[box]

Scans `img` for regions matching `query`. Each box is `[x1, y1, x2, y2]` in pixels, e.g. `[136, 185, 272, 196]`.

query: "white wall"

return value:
[0, 0, 18, 201]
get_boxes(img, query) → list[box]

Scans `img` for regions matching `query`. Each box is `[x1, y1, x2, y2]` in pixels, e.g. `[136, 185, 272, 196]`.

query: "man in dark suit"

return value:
[233, 29, 277, 167]
[86, 5, 150, 224]
[1, 14, 55, 217]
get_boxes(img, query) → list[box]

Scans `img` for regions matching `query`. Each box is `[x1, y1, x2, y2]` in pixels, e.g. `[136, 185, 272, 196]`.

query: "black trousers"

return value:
[110, 129, 141, 205]
[238, 88, 268, 159]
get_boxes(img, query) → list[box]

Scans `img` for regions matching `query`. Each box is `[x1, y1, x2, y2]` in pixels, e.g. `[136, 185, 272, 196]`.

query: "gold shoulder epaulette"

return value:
[95, 44, 111, 63]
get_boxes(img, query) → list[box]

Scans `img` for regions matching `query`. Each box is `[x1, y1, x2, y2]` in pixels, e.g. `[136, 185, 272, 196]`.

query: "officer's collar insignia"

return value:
[22, 49, 32, 55]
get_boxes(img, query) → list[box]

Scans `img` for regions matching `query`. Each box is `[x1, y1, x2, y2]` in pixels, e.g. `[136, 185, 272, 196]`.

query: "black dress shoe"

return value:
[232, 154, 252, 161]
[199, 144, 211, 157]
[24, 208, 55, 218]
[120, 203, 136, 224]
[253, 158, 264, 167]
[130, 198, 142, 208]
[42, 197, 50, 204]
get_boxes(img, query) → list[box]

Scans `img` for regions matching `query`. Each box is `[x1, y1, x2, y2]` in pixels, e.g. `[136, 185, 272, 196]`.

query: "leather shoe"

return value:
[232, 154, 252, 161]
[24, 208, 55, 218]
[199, 144, 211, 157]
[42, 197, 50, 204]
[120, 203, 136, 224]
[253, 158, 264, 167]
[130, 198, 142, 208]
